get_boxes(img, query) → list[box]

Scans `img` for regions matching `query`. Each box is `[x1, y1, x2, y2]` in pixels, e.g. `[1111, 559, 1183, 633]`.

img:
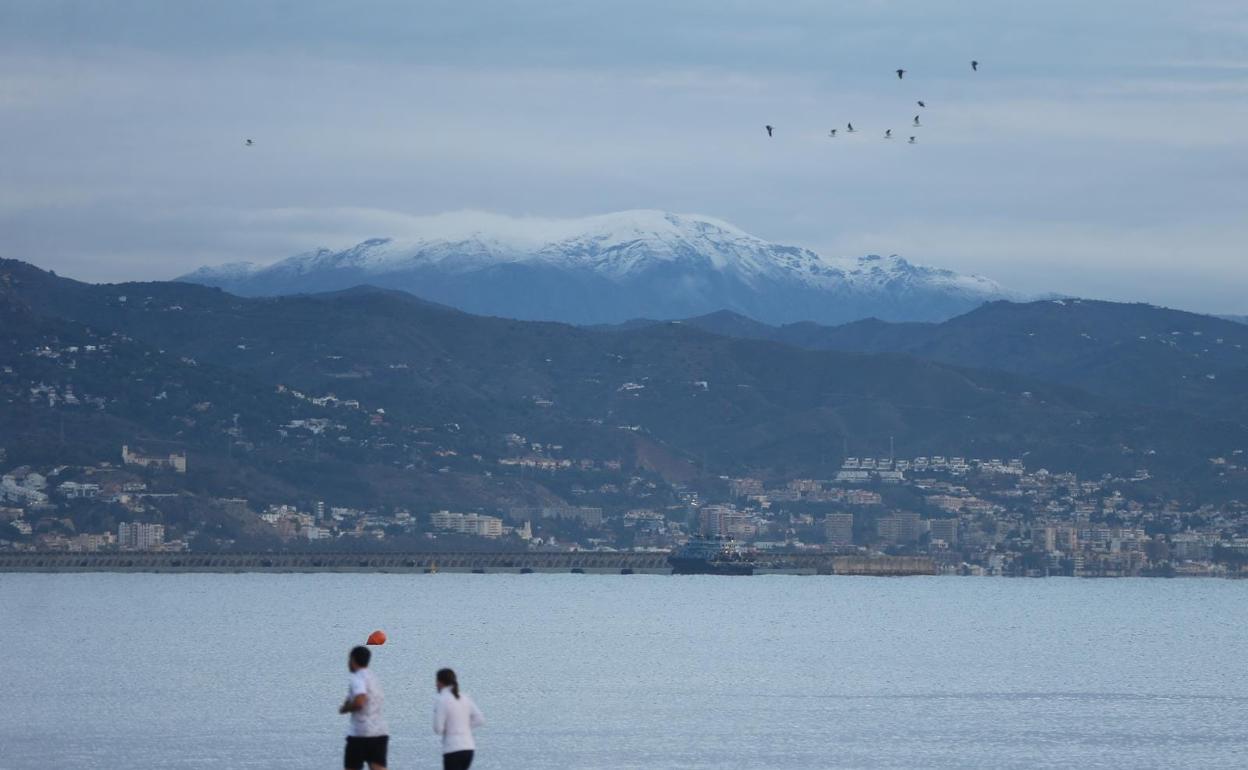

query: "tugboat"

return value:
[669, 536, 756, 576]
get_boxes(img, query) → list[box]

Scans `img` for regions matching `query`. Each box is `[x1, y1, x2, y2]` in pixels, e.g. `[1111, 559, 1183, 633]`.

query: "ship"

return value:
[668, 536, 756, 576]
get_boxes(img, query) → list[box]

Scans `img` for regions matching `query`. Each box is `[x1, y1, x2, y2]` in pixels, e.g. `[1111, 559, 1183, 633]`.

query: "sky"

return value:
[1, 0, 1246, 313]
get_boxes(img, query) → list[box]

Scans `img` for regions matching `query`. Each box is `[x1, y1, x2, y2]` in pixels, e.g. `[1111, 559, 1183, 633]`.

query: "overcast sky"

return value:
[1, 0, 1246, 313]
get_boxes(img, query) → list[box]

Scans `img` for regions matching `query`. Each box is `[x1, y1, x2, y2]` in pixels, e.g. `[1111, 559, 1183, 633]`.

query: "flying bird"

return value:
[828, 129, 837, 138]
[971, 60, 979, 71]
[244, 139, 254, 146]
[847, 122, 856, 133]
[908, 136, 917, 144]
[913, 115, 921, 126]
[917, 100, 926, 108]
[896, 69, 906, 79]
[884, 129, 892, 139]
[765, 125, 774, 137]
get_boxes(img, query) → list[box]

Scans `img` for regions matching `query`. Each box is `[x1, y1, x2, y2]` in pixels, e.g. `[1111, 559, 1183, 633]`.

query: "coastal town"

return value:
[3, 441, 1247, 578]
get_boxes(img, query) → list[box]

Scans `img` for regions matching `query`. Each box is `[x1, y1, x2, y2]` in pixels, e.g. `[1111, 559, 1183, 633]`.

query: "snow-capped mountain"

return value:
[179, 210, 1013, 325]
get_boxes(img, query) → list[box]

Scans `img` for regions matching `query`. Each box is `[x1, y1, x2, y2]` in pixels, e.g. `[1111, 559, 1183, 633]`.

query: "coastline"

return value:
[0, 551, 944, 576]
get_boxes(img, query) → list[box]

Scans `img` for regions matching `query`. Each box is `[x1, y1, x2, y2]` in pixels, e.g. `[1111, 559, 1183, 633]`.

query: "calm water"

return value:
[1, 574, 1246, 769]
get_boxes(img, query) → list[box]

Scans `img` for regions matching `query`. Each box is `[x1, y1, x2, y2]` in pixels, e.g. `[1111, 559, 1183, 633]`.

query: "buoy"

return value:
[366, 630, 387, 646]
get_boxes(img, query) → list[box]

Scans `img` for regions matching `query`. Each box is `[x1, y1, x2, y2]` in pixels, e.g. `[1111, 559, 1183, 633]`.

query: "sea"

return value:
[1, 574, 1246, 769]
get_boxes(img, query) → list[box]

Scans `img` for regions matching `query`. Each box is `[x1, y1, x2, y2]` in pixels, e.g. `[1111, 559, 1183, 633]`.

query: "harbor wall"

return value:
[0, 551, 938, 575]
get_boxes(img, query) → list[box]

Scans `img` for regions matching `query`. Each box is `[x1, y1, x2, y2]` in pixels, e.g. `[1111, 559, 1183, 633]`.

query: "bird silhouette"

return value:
[913, 115, 921, 127]
[908, 136, 917, 144]
[917, 100, 926, 108]
[828, 129, 837, 138]
[847, 122, 856, 133]
[884, 129, 893, 139]
[971, 60, 979, 71]
[765, 125, 774, 137]
[244, 139, 254, 146]
[896, 69, 906, 79]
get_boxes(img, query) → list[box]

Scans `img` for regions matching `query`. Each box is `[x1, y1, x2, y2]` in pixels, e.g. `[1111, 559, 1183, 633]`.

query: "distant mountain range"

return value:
[178, 210, 1013, 325]
[4, 258, 1247, 509]
[621, 300, 1248, 425]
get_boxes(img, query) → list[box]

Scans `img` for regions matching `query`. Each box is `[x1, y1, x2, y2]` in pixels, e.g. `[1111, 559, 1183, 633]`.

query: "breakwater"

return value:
[0, 551, 938, 575]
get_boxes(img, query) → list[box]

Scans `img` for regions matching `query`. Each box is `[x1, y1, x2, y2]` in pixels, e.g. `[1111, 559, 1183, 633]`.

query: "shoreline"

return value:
[0, 551, 944, 576]
[2, 551, 1238, 577]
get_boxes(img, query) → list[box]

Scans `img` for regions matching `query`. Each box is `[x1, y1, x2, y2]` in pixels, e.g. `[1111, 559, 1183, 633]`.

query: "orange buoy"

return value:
[366, 630, 387, 646]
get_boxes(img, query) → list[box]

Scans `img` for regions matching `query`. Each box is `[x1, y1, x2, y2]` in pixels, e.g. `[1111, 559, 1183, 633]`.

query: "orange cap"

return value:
[366, 630, 387, 646]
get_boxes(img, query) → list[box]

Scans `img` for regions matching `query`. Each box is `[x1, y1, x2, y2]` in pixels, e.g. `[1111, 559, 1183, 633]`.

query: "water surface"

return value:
[2, 574, 1245, 768]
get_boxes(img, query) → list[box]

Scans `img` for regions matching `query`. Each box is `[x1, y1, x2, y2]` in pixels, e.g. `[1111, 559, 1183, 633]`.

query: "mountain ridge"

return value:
[178, 210, 1012, 326]
[659, 300, 1248, 425]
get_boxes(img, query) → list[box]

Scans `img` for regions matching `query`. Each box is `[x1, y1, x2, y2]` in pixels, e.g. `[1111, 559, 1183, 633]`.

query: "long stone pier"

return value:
[0, 551, 938, 575]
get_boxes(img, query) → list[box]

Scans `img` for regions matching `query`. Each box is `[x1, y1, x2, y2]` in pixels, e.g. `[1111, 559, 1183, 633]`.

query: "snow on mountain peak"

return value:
[177, 210, 1012, 325]
[312, 209, 773, 276]
[247, 209, 850, 287]
[181, 261, 261, 280]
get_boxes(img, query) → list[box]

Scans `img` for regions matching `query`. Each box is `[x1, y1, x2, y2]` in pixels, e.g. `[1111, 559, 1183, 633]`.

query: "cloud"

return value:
[0, 2, 1246, 316]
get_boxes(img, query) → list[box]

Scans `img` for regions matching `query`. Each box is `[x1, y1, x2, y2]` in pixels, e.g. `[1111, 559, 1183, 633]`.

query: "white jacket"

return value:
[433, 688, 485, 754]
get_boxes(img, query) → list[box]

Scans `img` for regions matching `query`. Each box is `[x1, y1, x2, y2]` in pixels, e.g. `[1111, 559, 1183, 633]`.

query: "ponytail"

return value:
[436, 667, 460, 699]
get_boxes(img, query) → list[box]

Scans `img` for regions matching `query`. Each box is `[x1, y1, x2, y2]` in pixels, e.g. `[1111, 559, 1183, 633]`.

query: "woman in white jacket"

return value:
[433, 668, 485, 770]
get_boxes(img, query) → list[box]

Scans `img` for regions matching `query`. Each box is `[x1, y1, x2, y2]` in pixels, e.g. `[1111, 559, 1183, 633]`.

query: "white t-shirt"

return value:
[433, 688, 485, 754]
[346, 668, 388, 737]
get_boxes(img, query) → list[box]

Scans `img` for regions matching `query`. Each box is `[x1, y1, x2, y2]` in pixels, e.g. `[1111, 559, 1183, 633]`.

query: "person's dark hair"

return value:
[350, 646, 371, 668]
[436, 668, 460, 699]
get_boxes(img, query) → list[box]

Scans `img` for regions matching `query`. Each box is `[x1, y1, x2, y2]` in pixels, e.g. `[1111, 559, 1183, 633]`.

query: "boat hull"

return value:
[669, 557, 755, 576]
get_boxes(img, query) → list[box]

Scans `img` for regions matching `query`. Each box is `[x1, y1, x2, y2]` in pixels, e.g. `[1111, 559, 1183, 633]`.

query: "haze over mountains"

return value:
[180, 210, 1012, 325]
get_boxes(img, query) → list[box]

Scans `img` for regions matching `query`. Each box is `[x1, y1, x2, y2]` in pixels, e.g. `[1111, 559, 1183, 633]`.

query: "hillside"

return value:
[3, 260, 1246, 505]
[0, 268, 570, 511]
[670, 301, 1248, 425]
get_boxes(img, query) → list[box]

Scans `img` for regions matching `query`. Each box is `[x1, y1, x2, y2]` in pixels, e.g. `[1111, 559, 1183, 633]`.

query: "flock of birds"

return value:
[764, 60, 979, 145]
[243, 60, 981, 149]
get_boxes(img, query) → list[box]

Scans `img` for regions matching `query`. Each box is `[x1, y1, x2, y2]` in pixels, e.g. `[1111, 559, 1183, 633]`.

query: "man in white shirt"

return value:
[339, 646, 389, 770]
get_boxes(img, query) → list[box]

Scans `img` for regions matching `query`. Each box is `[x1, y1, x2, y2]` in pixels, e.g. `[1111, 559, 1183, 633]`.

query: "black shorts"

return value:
[344, 735, 389, 769]
[443, 750, 474, 770]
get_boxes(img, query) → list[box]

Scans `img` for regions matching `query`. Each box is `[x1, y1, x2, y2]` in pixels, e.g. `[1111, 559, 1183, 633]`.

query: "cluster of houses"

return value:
[4, 429, 1248, 577]
[713, 453, 1248, 577]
